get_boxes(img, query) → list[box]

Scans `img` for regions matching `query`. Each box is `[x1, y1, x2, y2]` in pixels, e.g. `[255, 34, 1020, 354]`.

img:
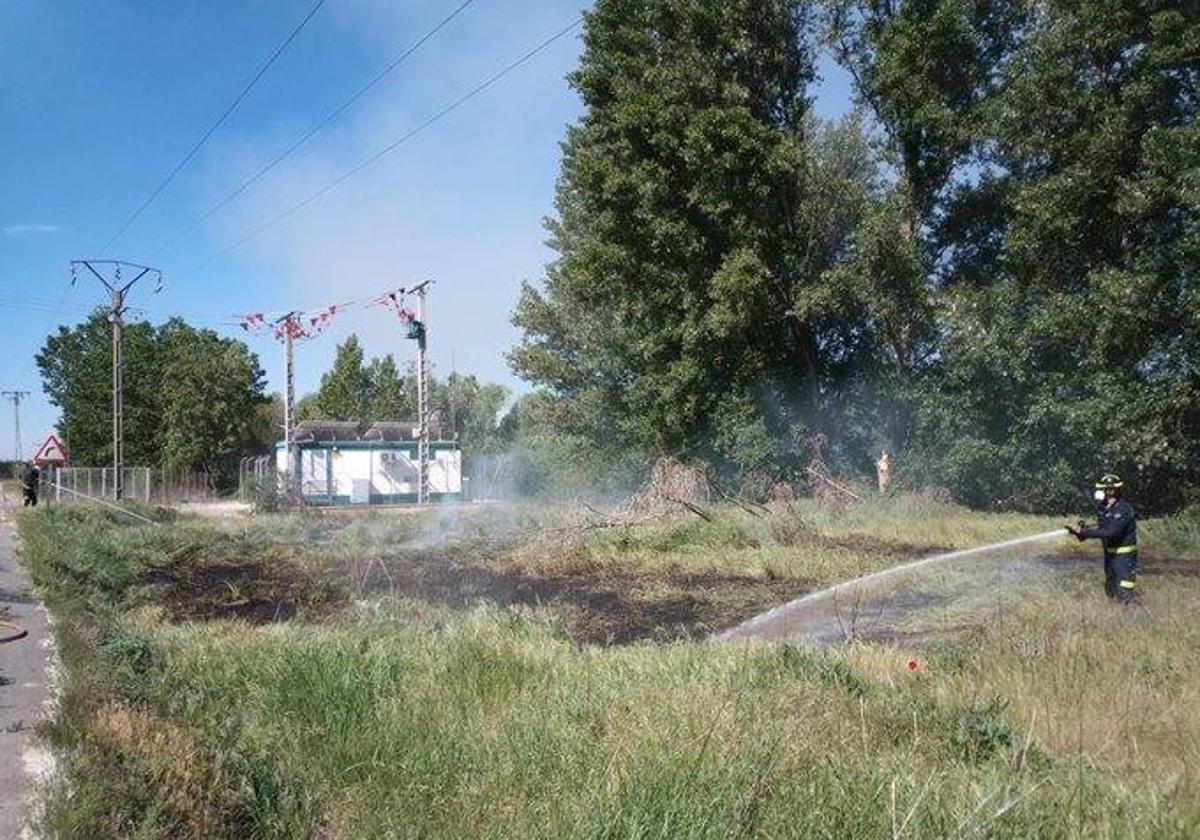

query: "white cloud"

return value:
[3, 223, 60, 237]
[191, 1, 586, 397]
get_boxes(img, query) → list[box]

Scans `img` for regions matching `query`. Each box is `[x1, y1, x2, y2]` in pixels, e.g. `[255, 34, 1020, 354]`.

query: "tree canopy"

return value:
[513, 0, 913, 478]
[36, 315, 267, 484]
[306, 335, 510, 459]
[512, 0, 1199, 511]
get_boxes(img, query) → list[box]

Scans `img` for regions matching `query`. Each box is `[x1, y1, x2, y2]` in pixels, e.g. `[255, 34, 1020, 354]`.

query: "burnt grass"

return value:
[142, 556, 343, 625]
[141, 547, 813, 646]
[136, 528, 982, 646]
[356, 548, 813, 645]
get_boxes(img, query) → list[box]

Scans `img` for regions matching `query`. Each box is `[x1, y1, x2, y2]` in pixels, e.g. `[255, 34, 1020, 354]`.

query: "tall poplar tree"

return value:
[513, 0, 912, 477]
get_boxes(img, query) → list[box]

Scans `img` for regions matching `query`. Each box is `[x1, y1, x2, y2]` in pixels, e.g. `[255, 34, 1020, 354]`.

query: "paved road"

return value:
[0, 502, 56, 839]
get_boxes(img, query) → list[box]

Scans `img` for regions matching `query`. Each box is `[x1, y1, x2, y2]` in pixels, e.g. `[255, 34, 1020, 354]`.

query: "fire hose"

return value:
[0, 620, 27, 643]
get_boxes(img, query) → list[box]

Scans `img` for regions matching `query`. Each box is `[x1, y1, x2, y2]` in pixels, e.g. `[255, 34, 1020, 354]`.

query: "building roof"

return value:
[291, 417, 451, 443]
[293, 420, 361, 442]
[362, 421, 421, 441]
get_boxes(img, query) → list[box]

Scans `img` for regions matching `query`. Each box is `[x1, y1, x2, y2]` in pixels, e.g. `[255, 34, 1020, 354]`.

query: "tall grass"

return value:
[17, 499, 1200, 838]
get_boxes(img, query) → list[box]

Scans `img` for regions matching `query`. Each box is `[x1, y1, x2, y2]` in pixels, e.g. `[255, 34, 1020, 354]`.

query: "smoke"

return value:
[407, 502, 471, 550]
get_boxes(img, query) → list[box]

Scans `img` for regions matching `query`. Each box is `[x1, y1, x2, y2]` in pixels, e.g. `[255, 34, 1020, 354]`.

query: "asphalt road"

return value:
[0, 500, 56, 839]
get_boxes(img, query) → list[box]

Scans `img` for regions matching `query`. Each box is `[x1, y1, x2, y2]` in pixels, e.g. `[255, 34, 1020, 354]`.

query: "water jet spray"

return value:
[719, 529, 1068, 642]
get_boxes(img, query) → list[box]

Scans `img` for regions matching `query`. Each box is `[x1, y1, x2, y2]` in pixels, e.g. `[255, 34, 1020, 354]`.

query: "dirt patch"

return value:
[354, 548, 812, 645]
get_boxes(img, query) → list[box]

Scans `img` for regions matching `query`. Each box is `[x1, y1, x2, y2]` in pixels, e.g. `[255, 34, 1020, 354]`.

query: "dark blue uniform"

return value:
[1080, 499, 1138, 602]
[22, 464, 40, 507]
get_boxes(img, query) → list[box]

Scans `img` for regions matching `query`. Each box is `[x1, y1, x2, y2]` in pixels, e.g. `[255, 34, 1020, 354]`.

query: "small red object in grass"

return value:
[906, 658, 921, 672]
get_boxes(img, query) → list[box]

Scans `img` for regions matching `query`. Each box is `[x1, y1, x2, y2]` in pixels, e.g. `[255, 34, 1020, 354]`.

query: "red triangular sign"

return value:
[32, 434, 69, 465]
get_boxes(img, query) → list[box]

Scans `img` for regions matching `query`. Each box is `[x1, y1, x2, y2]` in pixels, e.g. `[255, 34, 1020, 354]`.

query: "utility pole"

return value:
[240, 306, 340, 507]
[277, 312, 302, 499]
[0, 390, 30, 460]
[415, 283, 429, 504]
[449, 347, 457, 441]
[70, 260, 163, 499]
[371, 281, 432, 503]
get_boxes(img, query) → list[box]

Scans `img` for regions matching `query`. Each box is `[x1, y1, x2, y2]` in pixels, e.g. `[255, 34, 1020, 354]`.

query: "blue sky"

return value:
[0, 0, 853, 461]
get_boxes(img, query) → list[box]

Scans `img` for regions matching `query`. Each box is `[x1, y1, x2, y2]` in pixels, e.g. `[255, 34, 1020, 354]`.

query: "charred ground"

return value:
[131, 508, 962, 645]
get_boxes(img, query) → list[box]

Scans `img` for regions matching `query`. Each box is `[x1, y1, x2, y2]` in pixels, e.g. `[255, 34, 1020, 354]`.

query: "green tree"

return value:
[913, 0, 1200, 511]
[247, 394, 284, 452]
[306, 340, 508, 463]
[816, 0, 1023, 470]
[512, 0, 935, 483]
[434, 373, 508, 455]
[514, 0, 882, 479]
[314, 335, 371, 426]
[492, 391, 650, 498]
[158, 319, 267, 480]
[823, 0, 1022, 237]
[294, 393, 322, 423]
[365, 354, 412, 425]
[35, 315, 266, 485]
[37, 313, 162, 467]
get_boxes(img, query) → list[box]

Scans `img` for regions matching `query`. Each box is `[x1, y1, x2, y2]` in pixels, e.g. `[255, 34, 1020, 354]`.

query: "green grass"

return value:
[16, 498, 1200, 838]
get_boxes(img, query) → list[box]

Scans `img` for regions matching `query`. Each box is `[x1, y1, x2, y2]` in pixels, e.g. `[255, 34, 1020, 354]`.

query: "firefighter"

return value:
[22, 463, 40, 507]
[1066, 474, 1138, 603]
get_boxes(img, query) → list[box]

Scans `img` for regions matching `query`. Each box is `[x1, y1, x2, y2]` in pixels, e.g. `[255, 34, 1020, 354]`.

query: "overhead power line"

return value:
[98, 0, 328, 254]
[0, 291, 101, 315]
[0, 291, 234, 328]
[163, 0, 476, 251]
[221, 15, 584, 255]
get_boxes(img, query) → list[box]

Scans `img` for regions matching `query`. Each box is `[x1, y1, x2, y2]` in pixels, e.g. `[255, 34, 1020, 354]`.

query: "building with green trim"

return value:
[276, 421, 462, 505]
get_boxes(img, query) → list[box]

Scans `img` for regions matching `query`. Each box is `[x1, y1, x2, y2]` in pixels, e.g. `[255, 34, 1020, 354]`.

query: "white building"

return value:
[276, 420, 462, 505]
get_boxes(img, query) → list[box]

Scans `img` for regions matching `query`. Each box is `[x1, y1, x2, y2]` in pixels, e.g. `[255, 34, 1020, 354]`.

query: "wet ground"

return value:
[720, 550, 1200, 646]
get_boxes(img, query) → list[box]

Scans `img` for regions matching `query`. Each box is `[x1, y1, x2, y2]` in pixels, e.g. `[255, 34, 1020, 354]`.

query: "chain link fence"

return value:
[237, 455, 277, 501]
[50, 466, 219, 504]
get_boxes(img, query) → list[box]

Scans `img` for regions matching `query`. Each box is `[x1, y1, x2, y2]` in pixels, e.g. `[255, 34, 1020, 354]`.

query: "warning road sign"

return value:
[32, 434, 69, 466]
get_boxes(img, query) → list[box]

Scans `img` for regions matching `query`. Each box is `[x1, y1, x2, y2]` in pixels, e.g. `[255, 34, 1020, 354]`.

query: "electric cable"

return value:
[0, 292, 101, 316]
[161, 0, 476, 252]
[99, 0, 328, 253]
[0, 294, 245, 329]
[219, 15, 584, 256]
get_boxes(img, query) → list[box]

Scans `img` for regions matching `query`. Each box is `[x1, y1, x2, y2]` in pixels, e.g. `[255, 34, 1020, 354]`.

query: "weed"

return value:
[953, 696, 1017, 763]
